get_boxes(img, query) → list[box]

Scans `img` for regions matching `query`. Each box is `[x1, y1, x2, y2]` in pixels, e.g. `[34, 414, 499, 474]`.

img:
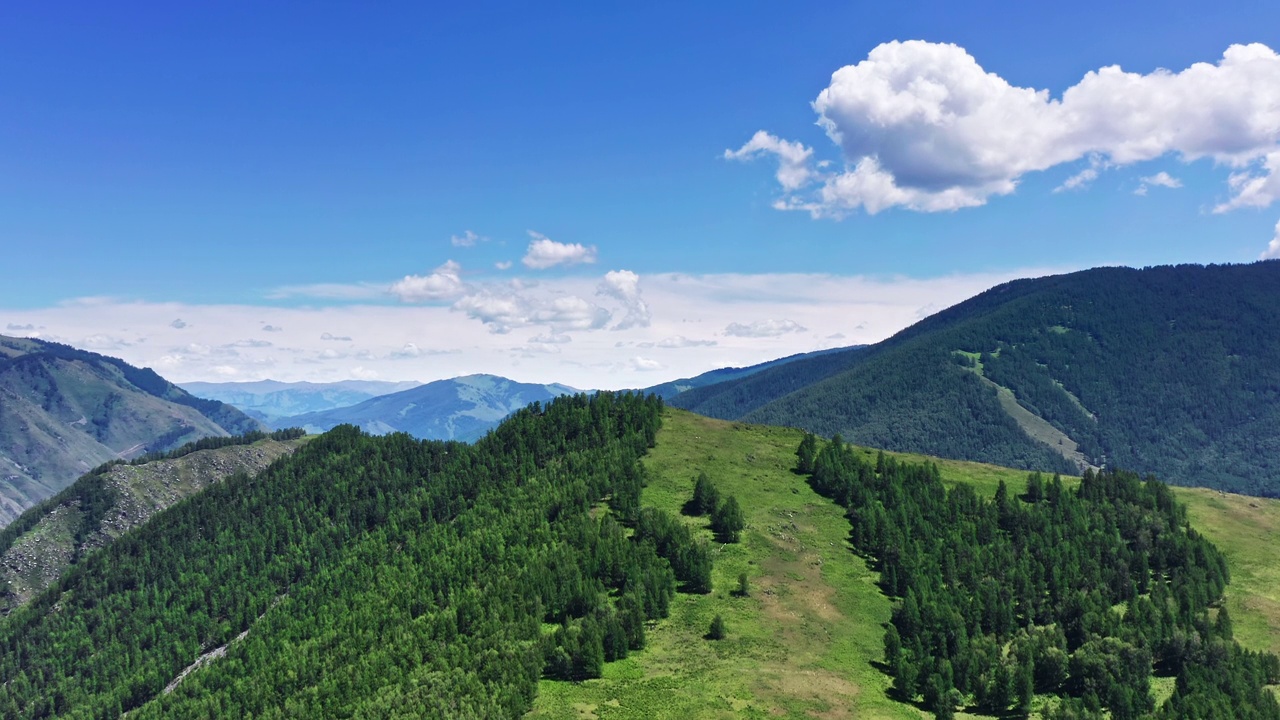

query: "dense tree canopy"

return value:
[799, 431, 1280, 719]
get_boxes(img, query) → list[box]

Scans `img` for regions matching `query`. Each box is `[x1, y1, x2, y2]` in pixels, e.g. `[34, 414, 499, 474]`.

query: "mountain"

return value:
[671, 261, 1280, 496]
[273, 373, 579, 441]
[638, 345, 862, 400]
[0, 403, 1275, 718]
[0, 431, 305, 614]
[179, 379, 422, 422]
[0, 335, 265, 525]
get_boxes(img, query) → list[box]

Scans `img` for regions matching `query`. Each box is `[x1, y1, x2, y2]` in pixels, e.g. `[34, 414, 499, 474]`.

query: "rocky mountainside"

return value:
[180, 379, 422, 422]
[273, 373, 579, 441]
[0, 434, 304, 614]
[0, 335, 265, 525]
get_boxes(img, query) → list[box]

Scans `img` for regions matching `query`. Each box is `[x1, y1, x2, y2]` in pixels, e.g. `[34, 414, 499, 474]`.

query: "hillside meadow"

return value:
[529, 408, 1280, 719]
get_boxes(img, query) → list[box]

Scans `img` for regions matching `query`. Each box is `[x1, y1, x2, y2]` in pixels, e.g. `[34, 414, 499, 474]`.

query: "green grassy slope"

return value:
[530, 409, 1280, 719]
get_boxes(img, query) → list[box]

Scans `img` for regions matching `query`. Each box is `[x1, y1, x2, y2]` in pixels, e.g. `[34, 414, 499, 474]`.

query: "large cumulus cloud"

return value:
[728, 41, 1280, 216]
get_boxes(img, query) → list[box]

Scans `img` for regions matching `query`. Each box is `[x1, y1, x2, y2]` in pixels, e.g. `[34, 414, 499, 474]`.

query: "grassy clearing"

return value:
[1176, 487, 1280, 657]
[528, 409, 1280, 719]
[529, 409, 923, 719]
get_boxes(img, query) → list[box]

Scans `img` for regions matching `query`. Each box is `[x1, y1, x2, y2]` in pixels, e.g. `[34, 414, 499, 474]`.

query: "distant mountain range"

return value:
[271, 374, 580, 441]
[672, 261, 1280, 497]
[185, 349, 850, 443]
[180, 379, 422, 422]
[0, 335, 264, 526]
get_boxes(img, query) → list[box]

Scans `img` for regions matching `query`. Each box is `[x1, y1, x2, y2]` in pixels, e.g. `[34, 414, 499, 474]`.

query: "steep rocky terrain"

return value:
[0, 335, 264, 524]
[0, 436, 304, 613]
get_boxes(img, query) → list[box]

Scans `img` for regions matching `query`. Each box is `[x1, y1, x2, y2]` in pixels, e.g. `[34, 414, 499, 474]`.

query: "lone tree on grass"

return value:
[711, 495, 745, 542]
[708, 614, 726, 640]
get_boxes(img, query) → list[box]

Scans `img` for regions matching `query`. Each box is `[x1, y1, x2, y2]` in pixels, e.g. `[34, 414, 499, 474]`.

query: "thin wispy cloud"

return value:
[450, 230, 487, 247]
[1135, 172, 1183, 195]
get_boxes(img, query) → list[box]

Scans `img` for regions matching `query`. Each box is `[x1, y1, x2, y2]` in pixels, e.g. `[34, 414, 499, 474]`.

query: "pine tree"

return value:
[711, 495, 745, 542]
[796, 432, 818, 473]
[708, 614, 726, 640]
[690, 473, 719, 516]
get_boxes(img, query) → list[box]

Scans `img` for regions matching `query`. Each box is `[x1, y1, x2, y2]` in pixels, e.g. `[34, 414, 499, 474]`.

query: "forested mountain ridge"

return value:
[0, 392, 709, 718]
[674, 261, 1280, 496]
[0, 335, 265, 526]
[0, 430, 306, 614]
[272, 373, 579, 441]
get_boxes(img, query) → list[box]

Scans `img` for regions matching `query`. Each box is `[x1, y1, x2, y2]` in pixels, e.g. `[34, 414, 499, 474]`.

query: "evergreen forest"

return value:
[798, 432, 1280, 718]
[0, 392, 714, 718]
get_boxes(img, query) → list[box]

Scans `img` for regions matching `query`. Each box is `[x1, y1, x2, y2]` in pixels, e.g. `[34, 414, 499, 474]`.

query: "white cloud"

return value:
[453, 285, 610, 334]
[530, 332, 572, 344]
[1217, 151, 1280, 212]
[629, 356, 663, 372]
[1262, 219, 1280, 260]
[1135, 171, 1184, 195]
[351, 366, 379, 380]
[522, 231, 598, 269]
[81, 334, 134, 350]
[390, 343, 424, 359]
[656, 335, 717, 348]
[724, 130, 816, 191]
[266, 282, 387, 301]
[1056, 167, 1099, 193]
[597, 270, 651, 330]
[390, 260, 467, 303]
[529, 296, 611, 332]
[724, 319, 807, 338]
[450, 230, 487, 247]
[731, 41, 1280, 215]
[495, 261, 513, 270]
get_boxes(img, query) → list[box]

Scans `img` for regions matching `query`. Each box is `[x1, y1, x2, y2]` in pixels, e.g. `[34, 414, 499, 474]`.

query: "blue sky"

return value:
[3, 2, 1279, 387]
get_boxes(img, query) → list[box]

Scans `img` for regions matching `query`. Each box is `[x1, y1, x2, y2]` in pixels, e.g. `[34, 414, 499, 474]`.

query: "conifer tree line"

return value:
[798, 432, 1280, 720]
[0, 392, 703, 719]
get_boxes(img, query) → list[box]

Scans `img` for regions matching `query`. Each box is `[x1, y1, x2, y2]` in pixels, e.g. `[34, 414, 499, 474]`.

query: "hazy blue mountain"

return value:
[180, 379, 422, 422]
[273, 374, 579, 441]
[672, 261, 1280, 497]
[0, 335, 265, 525]
[639, 346, 862, 400]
